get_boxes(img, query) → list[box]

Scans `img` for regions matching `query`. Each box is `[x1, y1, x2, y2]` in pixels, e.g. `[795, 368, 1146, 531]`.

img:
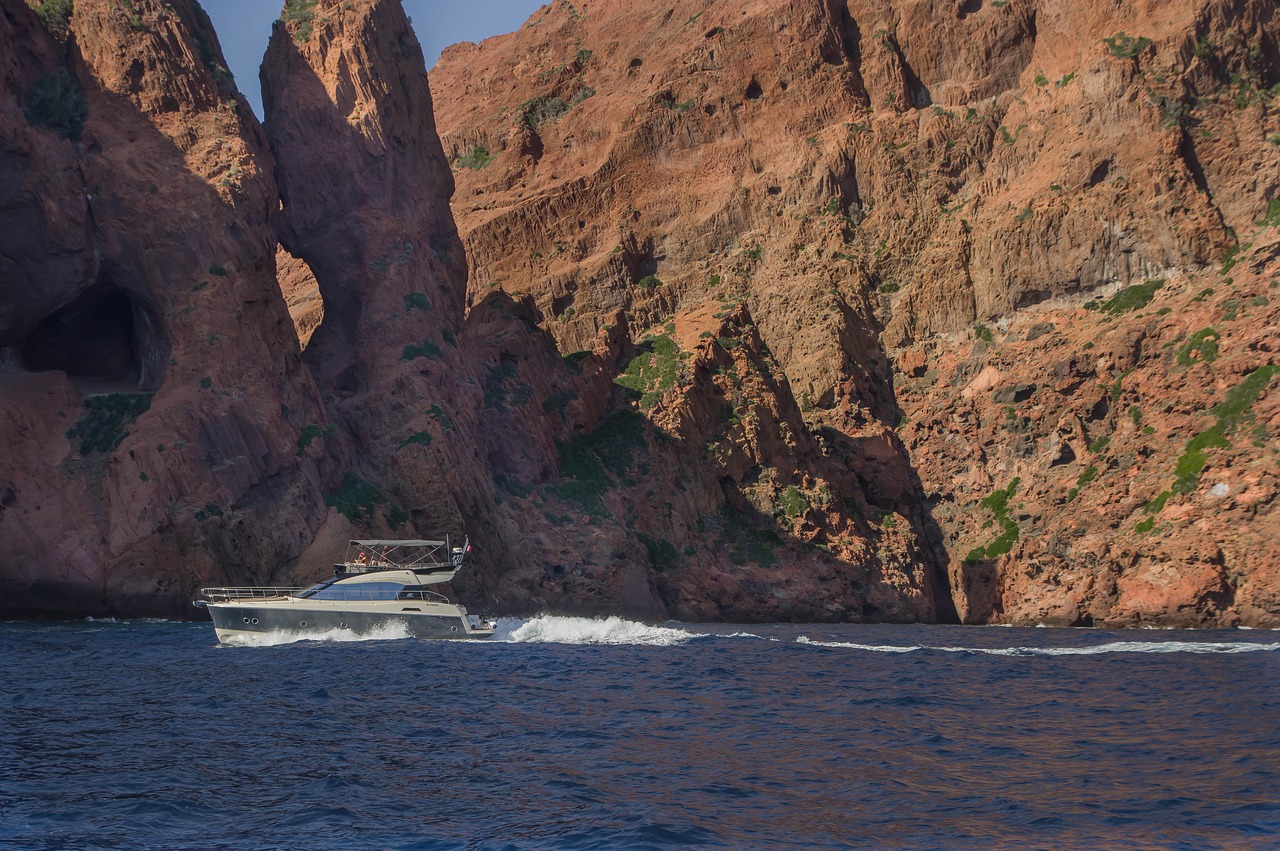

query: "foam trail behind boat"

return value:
[494, 615, 700, 646]
[795, 637, 1280, 655]
[216, 621, 415, 647]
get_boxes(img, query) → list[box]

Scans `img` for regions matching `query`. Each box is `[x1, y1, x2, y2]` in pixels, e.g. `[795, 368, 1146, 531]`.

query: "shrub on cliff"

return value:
[1260, 199, 1280, 228]
[66, 393, 153, 455]
[964, 478, 1021, 562]
[517, 87, 594, 131]
[778, 485, 808, 519]
[324, 472, 408, 529]
[615, 332, 681, 410]
[637, 532, 679, 571]
[34, 0, 73, 37]
[456, 145, 492, 170]
[280, 0, 318, 43]
[23, 69, 86, 141]
[1099, 279, 1164, 315]
[1103, 32, 1152, 59]
[1140, 365, 1278, 528]
[549, 410, 647, 515]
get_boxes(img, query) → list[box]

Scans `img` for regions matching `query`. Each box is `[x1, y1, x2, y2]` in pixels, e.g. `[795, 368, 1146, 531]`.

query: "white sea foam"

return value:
[722, 631, 781, 641]
[795, 636, 1280, 656]
[217, 621, 414, 648]
[494, 615, 699, 646]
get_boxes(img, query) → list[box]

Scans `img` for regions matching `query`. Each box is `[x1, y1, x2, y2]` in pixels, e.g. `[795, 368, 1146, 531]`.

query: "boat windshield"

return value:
[297, 580, 405, 601]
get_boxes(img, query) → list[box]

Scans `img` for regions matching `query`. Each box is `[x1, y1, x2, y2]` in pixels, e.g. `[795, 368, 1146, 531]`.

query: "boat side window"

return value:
[306, 581, 404, 601]
[296, 578, 340, 599]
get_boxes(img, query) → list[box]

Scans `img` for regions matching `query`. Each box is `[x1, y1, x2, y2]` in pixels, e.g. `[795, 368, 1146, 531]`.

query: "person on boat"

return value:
[356, 550, 369, 565]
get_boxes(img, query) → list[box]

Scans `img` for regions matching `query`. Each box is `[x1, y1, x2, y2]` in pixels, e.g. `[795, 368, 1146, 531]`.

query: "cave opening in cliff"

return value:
[22, 284, 164, 391]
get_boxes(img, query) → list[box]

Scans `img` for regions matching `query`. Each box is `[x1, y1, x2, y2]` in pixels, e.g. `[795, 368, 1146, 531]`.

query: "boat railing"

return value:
[200, 586, 302, 603]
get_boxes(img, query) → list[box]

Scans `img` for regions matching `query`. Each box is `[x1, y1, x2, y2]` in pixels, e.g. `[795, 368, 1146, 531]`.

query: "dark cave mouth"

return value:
[21, 285, 166, 391]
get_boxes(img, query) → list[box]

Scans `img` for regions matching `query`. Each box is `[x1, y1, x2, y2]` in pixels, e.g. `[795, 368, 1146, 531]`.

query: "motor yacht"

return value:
[194, 538, 495, 643]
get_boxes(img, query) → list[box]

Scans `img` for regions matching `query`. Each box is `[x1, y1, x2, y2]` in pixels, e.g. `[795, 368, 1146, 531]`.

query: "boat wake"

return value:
[493, 615, 700, 646]
[217, 622, 415, 648]
[795, 636, 1280, 656]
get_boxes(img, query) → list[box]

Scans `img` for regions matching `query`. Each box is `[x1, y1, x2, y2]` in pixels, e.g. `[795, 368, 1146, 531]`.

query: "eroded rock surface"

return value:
[898, 239, 1280, 628]
[0, 0, 328, 615]
[2, 0, 1276, 625]
[428, 0, 1278, 625]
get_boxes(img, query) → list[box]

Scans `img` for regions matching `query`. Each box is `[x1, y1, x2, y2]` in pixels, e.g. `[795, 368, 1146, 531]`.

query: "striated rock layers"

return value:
[426, 0, 1279, 626]
[2, 0, 1276, 626]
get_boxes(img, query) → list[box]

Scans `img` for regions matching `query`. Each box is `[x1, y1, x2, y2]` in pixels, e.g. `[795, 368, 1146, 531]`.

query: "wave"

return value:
[493, 615, 700, 646]
[83, 616, 183, 624]
[217, 621, 415, 648]
[214, 616, 747, 648]
[795, 636, 1280, 656]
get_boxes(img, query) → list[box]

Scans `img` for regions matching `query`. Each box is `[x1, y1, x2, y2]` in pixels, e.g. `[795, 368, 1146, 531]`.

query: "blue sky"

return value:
[203, 0, 545, 117]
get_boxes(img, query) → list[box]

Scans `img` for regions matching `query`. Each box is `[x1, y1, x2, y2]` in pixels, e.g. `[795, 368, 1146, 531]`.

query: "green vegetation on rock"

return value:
[33, 0, 73, 36]
[1099, 279, 1163, 315]
[23, 69, 86, 140]
[1103, 32, 1152, 59]
[396, 431, 432, 450]
[778, 485, 808, 519]
[280, 0, 319, 42]
[1176, 328, 1219, 367]
[548, 410, 647, 515]
[296, 424, 323, 455]
[402, 339, 442, 361]
[455, 145, 492, 170]
[964, 478, 1021, 562]
[483, 359, 532, 408]
[402, 292, 432, 312]
[325, 472, 406, 529]
[1142, 365, 1278, 521]
[717, 505, 781, 568]
[1259, 199, 1280, 228]
[637, 532, 679, 571]
[518, 87, 594, 130]
[66, 393, 153, 455]
[615, 332, 681, 410]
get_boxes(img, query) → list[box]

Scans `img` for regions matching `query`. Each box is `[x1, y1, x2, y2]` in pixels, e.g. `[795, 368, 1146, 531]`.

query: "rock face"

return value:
[258, 0, 944, 623]
[427, 0, 1279, 625]
[1, 0, 1276, 626]
[898, 242, 1280, 628]
[431, 0, 1276, 397]
[0, 0, 329, 615]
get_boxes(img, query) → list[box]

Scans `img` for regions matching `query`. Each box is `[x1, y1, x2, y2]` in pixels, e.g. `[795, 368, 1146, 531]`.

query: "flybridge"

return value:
[340, 538, 471, 578]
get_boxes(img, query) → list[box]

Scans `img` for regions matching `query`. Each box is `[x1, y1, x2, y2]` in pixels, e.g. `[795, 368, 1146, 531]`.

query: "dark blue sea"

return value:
[1, 617, 1277, 850]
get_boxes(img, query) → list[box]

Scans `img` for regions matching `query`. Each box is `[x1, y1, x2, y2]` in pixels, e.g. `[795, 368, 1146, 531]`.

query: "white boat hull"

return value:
[206, 598, 494, 642]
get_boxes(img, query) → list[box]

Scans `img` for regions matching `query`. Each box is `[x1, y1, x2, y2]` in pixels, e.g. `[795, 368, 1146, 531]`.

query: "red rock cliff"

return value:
[427, 0, 1279, 626]
[3, 0, 1275, 626]
[0, 0, 330, 615]
[258, 0, 941, 622]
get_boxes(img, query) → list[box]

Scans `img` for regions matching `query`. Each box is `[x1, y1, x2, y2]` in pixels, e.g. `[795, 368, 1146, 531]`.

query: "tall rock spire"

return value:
[262, 0, 465, 394]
